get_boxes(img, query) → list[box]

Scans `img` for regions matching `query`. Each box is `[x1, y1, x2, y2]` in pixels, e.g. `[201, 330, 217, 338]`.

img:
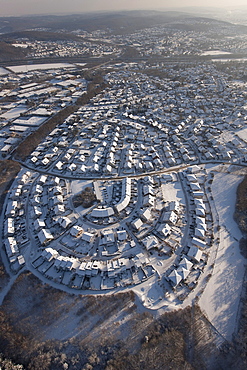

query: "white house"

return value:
[41, 247, 59, 261]
[38, 229, 54, 245]
[169, 201, 180, 213]
[163, 211, 178, 225]
[34, 219, 46, 232]
[158, 223, 171, 237]
[4, 218, 15, 236]
[179, 257, 193, 271]
[140, 208, 152, 222]
[187, 245, 202, 263]
[5, 237, 19, 257]
[132, 218, 143, 231]
[116, 230, 127, 241]
[58, 217, 71, 229]
[142, 235, 159, 250]
[91, 207, 114, 218]
[176, 266, 190, 280]
[70, 225, 84, 238]
[81, 231, 94, 243]
[168, 270, 182, 286]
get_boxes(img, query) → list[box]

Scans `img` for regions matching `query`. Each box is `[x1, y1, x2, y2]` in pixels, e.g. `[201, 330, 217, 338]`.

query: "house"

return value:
[187, 245, 202, 263]
[142, 235, 159, 250]
[32, 206, 42, 219]
[168, 270, 182, 286]
[192, 237, 206, 249]
[132, 218, 143, 231]
[190, 182, 201, 191]
[143, 185, 154, 196]
[41, 247, 59, 261]
[6, 201, 18, 217]
[54, 177, 60, 185]
[91, 207, 114, 218]
[194, 227, 205, 240]
[53, 186, 63, 195]
[143, 194, 155, 208]
[195, 216, 206, 225]
[33, 196, 41, 205]
[53, 194, 63, 205]
[169, 201, 180, 213]
[194, 199, 206, 209]
[163, 211, 178, 225]
[34, 184, 43, 194]
[70, 225, 84, 238]
[158, 223, 171, 237]
[38, 229, 54, 245]
[5, 237, 19, 257]
[19, 171, 31, 185]
[115, 178, 131, 213]
[15, 255, 25, 270]
[54, 256, 80, 271]
[116, 230, 127, 241]
[39, 175, 48, 184]
[54, 204, 65, 215]
[193, 191, 204, 199]
[4, 218, 15, 236]
[58, 217, 71, 229]
[187, 174, 197, 182]
[140, 208, 152, 222]
[101, 229, 115, 245]
[176, 266, 190, 280]
[11, 186, 22, 200]
[34, 219, 46, 232]
[187, 165, 201, 173]
[1, 144, 12, 156]
[77, 262, 86, 276]
[93, 181, 103, 203]
[179, 257, 193, 271]
[56, 161, 63, 170]
[115, 196, 130, 213]
[81, 231, 94, 243]
[195, 207, 205, 217]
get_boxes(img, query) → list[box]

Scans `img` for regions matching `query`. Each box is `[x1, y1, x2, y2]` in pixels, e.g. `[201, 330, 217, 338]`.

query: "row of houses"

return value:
[34, 247, 156, 290]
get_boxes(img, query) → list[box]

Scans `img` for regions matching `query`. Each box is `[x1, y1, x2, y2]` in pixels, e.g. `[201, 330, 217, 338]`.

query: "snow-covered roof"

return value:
[142, 235, 159, 250]
[38, 229, 54, 245]
[179, 257, 193, 271]
[168, 270, 182, 286]
[91, 207, 114, 218]
[58, 217, 71, 229]
[187, 245, 202, 263]
[132, 218, 143, 230]
[177, 266, 190, 280]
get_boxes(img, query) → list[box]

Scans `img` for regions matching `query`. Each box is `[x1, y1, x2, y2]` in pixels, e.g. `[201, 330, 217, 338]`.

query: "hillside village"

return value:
[0, 12, 247, 369]
[3, 15, 247, 60]
[0, 57, 246, 310]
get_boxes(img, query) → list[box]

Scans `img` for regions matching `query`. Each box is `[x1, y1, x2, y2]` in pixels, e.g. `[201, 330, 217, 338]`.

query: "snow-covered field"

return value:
[161, 181, 185, 204]
[199, 173, 245, 340]
[201, 50, 232, 56]
[70, 180, 93, 195]
[212, 58, 247, 62]
[0, 67, 9, 75]
[7, 63, 75, 73]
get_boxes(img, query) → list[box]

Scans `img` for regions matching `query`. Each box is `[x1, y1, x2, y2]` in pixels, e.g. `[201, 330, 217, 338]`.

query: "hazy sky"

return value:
[0, 0, 246, 17]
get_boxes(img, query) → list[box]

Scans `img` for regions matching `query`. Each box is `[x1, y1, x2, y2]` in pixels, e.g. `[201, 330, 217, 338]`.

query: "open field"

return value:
[0, 271, 235, 370]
